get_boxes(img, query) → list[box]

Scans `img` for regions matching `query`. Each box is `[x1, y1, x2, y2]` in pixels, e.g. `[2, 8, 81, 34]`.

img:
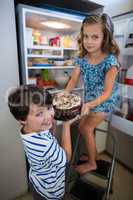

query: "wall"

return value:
[91, 0, 133, 16]
[0, 0, 28, 199]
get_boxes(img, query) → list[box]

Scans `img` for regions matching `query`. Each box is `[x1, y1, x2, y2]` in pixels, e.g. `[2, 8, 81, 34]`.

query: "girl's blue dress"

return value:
[74, 54, 120, 113]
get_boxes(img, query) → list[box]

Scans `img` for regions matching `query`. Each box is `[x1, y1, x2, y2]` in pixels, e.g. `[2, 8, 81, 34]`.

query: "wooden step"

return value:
[77, 159, 112, 189]
[81, 173, 108, 189]
[70, 178, 105, 200]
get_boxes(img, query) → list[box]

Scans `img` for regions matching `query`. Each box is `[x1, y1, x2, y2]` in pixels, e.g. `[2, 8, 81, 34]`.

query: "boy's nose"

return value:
[49, 108, 55, 117]
[43, 108, 55, 118]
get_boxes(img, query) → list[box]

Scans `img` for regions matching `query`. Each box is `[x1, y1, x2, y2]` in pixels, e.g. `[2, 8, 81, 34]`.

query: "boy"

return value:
[8, 85, 73, 200]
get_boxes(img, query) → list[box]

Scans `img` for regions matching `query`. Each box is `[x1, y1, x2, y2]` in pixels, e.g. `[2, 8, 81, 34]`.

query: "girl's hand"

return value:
[56, 90, 69, 97]
[81, 103, 90, 116]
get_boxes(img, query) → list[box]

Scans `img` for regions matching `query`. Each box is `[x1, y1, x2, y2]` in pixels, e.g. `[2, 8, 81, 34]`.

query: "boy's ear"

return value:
[19, 120, 27, 126]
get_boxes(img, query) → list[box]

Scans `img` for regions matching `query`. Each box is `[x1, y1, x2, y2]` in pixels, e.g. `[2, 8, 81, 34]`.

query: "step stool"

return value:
[65, 119, 117, 200]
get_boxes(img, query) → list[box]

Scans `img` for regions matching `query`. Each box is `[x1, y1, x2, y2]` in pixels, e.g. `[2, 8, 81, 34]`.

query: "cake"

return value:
[53, 93, 82, 121]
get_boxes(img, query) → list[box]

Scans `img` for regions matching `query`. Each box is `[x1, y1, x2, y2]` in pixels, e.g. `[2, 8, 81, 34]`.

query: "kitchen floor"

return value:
[15, 155, 133, 200]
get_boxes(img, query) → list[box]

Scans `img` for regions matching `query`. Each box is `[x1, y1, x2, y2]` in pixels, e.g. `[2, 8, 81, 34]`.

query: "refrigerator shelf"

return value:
[27, 45, 78, 51]
[27, 45, 63, 50]
[28, 65, 75, 69]
[27, 54, 63, 58]
[49, 87, 84, 94]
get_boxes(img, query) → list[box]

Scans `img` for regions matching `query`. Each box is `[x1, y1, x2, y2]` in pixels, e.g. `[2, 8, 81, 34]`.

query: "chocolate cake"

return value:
[53, 93, 82, 121]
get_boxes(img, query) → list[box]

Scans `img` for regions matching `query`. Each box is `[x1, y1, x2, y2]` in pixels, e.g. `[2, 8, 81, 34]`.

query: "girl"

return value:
[64, 13, 120, 175]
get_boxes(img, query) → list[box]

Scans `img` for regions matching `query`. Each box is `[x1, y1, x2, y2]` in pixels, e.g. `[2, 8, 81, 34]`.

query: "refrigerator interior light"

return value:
[41, 21, 71, 29]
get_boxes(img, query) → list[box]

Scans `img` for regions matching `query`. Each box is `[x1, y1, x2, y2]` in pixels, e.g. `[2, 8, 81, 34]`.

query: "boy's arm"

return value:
[61, 122, 72, 161]
[61, 116, 80, 161]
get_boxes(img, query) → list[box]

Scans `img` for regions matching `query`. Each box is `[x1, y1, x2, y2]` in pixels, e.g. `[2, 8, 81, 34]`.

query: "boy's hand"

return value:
[63, 115, 80, 126]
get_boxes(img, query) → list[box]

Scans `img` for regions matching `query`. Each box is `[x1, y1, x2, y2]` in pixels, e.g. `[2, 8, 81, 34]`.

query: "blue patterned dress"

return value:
[74, 54, 120, 113]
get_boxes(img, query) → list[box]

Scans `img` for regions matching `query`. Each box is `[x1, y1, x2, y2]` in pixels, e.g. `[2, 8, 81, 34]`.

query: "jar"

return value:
[125, 65, 133, 85]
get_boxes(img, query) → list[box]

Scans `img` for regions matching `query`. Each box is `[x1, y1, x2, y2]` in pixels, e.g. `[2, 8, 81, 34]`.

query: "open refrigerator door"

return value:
[16, 4, 85, 97]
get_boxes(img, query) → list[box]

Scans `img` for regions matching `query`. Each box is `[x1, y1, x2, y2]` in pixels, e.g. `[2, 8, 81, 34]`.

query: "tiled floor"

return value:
[15, 158, 133, 200]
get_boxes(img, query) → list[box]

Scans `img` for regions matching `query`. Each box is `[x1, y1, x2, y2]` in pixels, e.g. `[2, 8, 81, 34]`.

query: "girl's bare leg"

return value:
[75, 112, 106, 175]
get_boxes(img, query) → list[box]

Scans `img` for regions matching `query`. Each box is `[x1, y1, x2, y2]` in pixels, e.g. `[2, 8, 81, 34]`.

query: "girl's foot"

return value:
[79, 154, 88, 161]
[74, 162, 97, 175]
[79, 153, 101, 162]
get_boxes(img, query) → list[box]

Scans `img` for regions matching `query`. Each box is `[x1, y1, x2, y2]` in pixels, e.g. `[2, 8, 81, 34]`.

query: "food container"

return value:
[55, 76, 69, 88]
[28, 77, 37, 85]
[54, 60, 64, 66]
[50, 70, 70, 88]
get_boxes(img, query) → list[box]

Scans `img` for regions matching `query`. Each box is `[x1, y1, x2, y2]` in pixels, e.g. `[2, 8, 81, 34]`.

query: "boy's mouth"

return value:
[42, 119, 53, 126]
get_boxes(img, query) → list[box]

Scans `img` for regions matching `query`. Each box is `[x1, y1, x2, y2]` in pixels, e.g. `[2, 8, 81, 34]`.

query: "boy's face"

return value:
[23, 103, 54, 133]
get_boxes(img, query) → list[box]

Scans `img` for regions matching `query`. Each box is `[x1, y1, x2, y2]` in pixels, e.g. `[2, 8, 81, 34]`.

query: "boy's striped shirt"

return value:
[21, 130, 67, 200]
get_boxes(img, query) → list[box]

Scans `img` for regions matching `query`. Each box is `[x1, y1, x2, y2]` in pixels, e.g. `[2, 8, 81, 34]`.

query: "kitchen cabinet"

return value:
[17, 4, 85, 96]
[106, 13, 133, 169]
[112, 13, 133, 126]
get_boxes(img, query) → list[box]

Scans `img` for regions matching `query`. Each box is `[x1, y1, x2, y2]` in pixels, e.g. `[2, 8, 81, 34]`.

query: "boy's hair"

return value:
[8, 85, 53, 121]
[78, 13, 120, 58]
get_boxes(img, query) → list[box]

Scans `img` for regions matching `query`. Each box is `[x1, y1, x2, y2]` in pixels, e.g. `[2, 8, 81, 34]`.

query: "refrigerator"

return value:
[15, 0, 104, 97]
[16, 4, 88, 98]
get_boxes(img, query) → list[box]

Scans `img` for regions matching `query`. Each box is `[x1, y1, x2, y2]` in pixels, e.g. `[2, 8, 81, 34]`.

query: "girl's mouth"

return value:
[87, 46, 94, 48]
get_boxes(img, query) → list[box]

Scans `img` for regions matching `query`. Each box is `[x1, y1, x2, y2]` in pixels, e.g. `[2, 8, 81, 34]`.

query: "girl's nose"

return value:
[86, 37, 93, 43]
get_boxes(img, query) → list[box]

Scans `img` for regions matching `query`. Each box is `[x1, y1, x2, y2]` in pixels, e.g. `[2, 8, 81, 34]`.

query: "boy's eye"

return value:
[36, 111, 43, 117]
[47, 105, 52, 110]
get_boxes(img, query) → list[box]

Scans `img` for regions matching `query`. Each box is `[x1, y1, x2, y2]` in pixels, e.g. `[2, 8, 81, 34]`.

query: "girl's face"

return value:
[83, 23, 104, 54]
[23, 104, 55, 133]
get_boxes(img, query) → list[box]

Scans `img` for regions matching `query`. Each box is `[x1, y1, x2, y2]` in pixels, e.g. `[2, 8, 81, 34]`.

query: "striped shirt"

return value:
[21, 130, 67, 200]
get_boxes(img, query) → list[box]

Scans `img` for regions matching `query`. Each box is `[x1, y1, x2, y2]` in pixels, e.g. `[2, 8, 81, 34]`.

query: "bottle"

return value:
[33, 30, 41, 45]
[121, 98, 129, 118]
[118, 66, 127, 83]
[41, 69, 49, 81]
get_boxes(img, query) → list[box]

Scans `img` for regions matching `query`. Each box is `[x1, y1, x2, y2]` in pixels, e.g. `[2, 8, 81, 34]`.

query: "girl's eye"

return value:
[92, 35, 99, 40]
[83, 34, 88, 39]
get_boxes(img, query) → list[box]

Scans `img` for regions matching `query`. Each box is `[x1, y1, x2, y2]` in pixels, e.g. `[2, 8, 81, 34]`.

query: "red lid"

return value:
[125, 78, 133, 85]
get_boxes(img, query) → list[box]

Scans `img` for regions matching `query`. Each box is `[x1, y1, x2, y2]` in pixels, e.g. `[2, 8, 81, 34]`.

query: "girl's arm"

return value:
[65, 67, 80, 92]
[86, 66, 118, 109]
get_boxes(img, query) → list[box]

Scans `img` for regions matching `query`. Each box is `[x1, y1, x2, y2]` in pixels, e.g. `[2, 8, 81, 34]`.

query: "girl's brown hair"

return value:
[78, 14, 120, 58]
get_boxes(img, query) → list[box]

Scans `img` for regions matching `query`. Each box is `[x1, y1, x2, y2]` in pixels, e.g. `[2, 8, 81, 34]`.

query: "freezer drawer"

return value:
[106, 125, 133, 171]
